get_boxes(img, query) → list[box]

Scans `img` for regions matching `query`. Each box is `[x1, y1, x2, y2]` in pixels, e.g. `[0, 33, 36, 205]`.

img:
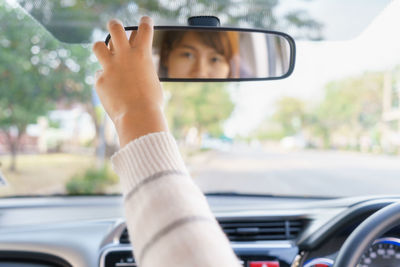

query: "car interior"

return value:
[1, 0, 400, 267]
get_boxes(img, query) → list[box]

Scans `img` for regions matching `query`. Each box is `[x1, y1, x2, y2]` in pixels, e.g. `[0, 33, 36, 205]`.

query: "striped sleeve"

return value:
[111, 132, 242, 267]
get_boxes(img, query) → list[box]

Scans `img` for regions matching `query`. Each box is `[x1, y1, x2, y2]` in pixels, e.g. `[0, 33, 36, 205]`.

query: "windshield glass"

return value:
[1, 0, 399, 198]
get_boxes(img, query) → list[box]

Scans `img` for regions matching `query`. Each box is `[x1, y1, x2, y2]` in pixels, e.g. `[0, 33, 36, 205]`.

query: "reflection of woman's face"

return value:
[166, 32, 230, 78]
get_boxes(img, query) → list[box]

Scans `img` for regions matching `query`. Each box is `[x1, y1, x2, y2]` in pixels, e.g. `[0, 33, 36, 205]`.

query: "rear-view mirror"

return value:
[105, 26, 296, 82]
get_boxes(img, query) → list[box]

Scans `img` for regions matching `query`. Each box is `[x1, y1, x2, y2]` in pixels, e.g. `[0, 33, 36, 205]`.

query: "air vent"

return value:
[119, 228, 130, 244]
[219, 219, 305, 242]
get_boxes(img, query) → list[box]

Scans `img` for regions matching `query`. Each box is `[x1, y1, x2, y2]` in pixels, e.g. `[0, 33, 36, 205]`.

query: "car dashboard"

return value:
[0, 195, 399, 267]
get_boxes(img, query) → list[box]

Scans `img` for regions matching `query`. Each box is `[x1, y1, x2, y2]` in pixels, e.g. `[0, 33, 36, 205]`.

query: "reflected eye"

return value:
[210, 55, 225, 63]
[180, 51, 194, 59]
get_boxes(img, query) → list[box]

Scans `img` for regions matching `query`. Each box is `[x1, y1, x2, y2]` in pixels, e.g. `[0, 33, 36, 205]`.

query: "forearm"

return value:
[114, 106, 168, 147]
[95, 17, 240, 266]
[112, 132, 242, 267]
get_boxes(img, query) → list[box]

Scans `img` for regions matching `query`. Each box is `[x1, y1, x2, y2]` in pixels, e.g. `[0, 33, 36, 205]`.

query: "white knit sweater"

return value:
[111, 132, 242, 267]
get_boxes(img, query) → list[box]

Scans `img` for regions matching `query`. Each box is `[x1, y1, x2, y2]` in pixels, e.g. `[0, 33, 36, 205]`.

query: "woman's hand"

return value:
[92, 16, 168, 147]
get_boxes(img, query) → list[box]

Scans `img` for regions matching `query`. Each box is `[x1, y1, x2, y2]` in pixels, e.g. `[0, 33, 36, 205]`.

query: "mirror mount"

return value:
[187, 16, 220, 27]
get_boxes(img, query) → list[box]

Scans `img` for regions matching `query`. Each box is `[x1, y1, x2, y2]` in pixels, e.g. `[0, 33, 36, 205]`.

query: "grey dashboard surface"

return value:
[0, 195, 398, 267]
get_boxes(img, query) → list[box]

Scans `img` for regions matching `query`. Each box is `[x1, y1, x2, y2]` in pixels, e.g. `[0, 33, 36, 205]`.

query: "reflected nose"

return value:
[191, 57, 209, 78]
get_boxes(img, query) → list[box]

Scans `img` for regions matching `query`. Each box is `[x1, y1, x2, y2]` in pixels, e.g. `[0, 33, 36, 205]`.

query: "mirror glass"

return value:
[107, 28, 295, 81]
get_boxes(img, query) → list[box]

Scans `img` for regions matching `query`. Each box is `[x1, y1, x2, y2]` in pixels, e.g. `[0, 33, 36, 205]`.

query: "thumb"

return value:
[132, 16, 154, 51]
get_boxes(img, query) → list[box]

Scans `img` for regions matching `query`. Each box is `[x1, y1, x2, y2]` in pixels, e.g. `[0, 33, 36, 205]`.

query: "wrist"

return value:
[114, 106, 168, 147]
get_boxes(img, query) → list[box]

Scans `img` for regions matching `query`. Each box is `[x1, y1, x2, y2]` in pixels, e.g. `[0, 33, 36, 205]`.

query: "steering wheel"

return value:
[333, 201, 400, 267]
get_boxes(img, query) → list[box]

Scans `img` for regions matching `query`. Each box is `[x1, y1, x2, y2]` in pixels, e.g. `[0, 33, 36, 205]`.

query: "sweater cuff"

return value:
[111, 132, 188, 195]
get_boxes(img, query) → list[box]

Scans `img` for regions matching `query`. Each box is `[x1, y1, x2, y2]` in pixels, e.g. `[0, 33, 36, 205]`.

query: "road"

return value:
[188, 147, 400, 197]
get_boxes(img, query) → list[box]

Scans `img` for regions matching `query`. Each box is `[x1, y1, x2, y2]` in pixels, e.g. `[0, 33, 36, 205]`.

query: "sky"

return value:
[224, 0, 400, 137]
[278, 0, 391, 41]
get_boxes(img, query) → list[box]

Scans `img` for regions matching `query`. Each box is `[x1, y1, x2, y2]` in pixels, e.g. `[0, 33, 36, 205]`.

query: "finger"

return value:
[107, 19, 129, 52]
[128, 30, 137, 47]
[132, 16, 154, 50]
[92, 41, 111, 67]
[108, 39, 115, 53]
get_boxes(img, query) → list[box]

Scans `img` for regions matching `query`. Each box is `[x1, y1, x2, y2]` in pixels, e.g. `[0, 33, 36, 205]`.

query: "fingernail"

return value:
[140, 16, 153, 26]
[109, 19, 123, 26]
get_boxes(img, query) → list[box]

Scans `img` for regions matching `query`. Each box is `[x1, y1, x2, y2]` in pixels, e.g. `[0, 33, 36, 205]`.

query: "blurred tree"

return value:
[0, 2, 96, 171]
[164, 83, 234, 141]
[309, 72, 384, 148]
[252, 73, 384, 149]
[273, 97, 307, 136]
[253, 97, 307, 140]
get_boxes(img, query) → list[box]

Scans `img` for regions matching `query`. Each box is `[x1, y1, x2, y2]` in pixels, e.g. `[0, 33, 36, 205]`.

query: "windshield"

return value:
[0, 0, 399, 198]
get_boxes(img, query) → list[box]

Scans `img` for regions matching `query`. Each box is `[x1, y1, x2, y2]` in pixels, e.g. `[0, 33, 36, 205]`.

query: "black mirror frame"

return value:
[104, 26, 296, 82]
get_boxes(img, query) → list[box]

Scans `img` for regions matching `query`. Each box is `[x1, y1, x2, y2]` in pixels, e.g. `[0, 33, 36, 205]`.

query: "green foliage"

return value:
[66, 165, 118, 195]
[273, 97, 306, 136]
[0, 2, 96, 128]
[47, 118, 61, 129]
[253, 71, 385, 150]
[310, 72, 384, 146]
[0, 1, 98, 170]
[253, 97, 307, 140]
[0, 3, 53, 130]
[164, 83, 235, 139]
